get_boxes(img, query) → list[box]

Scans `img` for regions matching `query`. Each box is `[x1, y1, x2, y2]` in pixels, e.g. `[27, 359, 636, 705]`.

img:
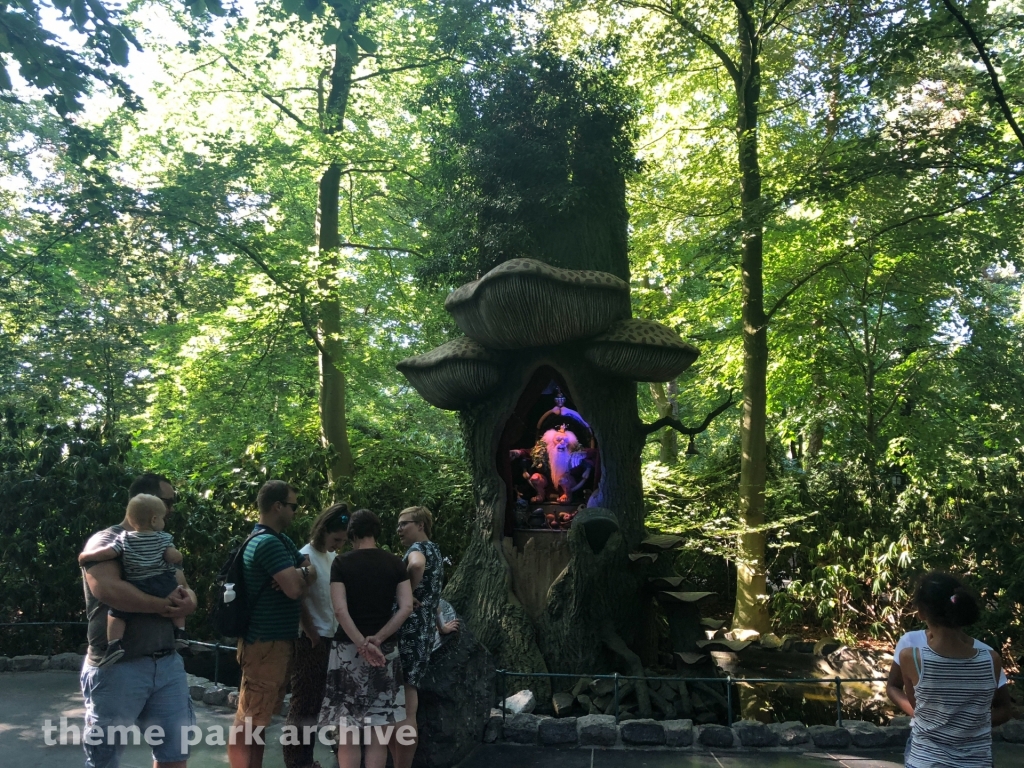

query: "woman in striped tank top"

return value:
[900, 572, 1001, 768]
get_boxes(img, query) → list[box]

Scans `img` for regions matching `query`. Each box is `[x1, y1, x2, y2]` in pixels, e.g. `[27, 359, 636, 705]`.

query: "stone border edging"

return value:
[485, 711, 1024, 749]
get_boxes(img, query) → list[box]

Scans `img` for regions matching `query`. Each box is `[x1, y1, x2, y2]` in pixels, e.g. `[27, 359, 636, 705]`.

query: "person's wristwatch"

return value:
[300, 565, 310, 581]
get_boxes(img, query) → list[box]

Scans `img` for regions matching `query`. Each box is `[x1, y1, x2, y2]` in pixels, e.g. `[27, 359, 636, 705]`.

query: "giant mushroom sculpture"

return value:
[444, 258, 630, 349]
[396, 337, 502, 410]
[584, 318, 699, 382]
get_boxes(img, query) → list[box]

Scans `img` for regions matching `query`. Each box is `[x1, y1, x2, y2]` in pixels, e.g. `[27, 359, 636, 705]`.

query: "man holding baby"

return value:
[79, 473, 197, 768]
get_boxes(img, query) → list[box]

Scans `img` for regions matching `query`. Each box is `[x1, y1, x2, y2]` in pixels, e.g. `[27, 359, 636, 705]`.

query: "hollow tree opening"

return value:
[497, 366, 600, 537]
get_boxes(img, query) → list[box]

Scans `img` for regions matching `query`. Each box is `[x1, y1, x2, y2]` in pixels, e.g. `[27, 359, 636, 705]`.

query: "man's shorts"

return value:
[236, 639, 295, 727]
[80, 650, 194, 767]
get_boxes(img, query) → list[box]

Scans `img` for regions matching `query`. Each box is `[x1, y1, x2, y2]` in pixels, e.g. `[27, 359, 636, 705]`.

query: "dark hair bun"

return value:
[913, 571, 981, 628]
[348, 509, 382, 541]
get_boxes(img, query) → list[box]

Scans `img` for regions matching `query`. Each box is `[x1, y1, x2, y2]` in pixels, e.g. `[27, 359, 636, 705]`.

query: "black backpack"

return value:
[209, 529, 276, 638]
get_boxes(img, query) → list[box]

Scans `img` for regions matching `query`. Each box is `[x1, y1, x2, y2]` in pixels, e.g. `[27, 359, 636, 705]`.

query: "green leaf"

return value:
[280, 0, 304, 15]
[207, 0, 227, 15]
[108, 28, 129, 67]
[322, 26, 340, 46]
[0, 65, 11, 92]
[189, 0, 207, 17]
[70, 0, 89, 28]
[351, 31, 378, 54]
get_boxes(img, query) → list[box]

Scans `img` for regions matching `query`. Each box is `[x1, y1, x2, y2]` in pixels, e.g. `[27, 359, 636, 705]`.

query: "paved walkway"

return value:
[2, 671, 1023, 767]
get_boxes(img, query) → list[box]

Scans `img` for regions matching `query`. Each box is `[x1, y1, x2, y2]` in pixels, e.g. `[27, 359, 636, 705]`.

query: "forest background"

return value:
[1, 0, 1023, 660]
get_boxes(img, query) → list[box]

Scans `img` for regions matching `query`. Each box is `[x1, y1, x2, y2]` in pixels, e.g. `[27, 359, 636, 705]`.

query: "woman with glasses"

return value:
[283, 503, 350, 768]
[390, 507, 459, 768]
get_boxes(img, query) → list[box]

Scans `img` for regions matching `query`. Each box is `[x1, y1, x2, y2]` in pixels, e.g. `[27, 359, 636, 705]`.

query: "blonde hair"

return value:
[126, 494, 165, 530]
[398, 506, 433, 538]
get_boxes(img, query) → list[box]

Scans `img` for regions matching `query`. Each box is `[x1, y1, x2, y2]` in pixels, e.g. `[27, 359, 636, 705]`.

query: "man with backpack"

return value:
[227, 480, 315, 768]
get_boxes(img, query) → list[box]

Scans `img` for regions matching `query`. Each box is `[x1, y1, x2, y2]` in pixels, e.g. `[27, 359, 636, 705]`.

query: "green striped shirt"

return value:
[242, 524, 303, 643]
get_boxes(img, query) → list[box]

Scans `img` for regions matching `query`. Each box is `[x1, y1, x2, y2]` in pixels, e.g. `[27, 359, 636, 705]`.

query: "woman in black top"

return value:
[318, 509, 413, 768]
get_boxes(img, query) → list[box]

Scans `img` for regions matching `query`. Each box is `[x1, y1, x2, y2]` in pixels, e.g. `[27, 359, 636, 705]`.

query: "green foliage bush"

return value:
[646, 437, 1024, 651]
[0, 399, 474, 652]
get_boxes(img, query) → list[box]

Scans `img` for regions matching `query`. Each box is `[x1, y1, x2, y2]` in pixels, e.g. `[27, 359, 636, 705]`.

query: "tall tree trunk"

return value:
[650, 381, 679, 463]
[315, 31, 360, 485]
[732, 1, 769, 634]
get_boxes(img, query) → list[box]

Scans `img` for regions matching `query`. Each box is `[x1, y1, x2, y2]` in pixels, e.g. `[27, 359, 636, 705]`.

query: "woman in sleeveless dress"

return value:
[390, 507, 459, 768]
[900, 572, 1001, 768]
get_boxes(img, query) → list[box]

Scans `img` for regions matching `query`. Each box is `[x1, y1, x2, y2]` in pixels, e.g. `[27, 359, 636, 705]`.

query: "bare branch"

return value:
[219, 55, 312, 132]
[641, 392, 736, 436]
[941, 0, 1024, 150]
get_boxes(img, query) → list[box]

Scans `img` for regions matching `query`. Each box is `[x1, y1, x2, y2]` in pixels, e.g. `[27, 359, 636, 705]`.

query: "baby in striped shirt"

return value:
[79, 493, 187, 666]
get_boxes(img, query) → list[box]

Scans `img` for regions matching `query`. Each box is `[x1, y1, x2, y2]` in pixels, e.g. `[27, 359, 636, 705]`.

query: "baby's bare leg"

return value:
[164, 586, 186, 630]
[107, 615, 126, 642]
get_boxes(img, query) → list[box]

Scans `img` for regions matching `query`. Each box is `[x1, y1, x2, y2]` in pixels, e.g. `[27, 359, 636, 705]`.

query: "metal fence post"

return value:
[834, 677, 843, 725]
[726, 676, 733, 725]
[213, 644, 220, 687]
[499, 670, 506, 723]
[613, 673, 620, 723]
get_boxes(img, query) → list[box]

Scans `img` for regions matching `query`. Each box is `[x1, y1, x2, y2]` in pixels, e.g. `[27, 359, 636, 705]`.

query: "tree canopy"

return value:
[1, 0, 1023, 660]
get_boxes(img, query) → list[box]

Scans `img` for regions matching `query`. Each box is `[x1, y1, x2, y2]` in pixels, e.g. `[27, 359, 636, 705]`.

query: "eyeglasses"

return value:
[283, 502, 299, 511]
[159, 496, 176, 508]
[397, 520, 416, 528]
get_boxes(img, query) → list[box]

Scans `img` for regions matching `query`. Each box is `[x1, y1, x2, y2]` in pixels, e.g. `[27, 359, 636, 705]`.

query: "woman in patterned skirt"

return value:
[900, 572, 1002, 768]
[390, 507, 459, 768]
[319, 509, 413, 768]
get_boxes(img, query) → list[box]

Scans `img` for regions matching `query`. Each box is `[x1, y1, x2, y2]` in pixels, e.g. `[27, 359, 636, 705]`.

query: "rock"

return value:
[991, 724, 1004, 742]
[590, 678, 615, 697]
[48, 652, 85, 671]
[504, 713, 542, 744]
[552, 691, 575, 717]
[11, 655, 48, 672]
[769, 721, 808, 746]
[663, 719, 694, 747]
[577, 714, 618, 747]
[189, 685, 209, 701]
[844, 720, 886, 748]
[889, 715, 911, 728]
[571, 677, 588, 697]
[1003, 719, 1024, 743]
[759, 633, 784, 650]
[808, 724, 851, 749]
[413, 628, 496, 768]
[621, 718, 666, 746]
[881, 725, 910, 747]
[698, 724, 735, 748]
[279, 695, 291, 716]
[0, 656, 9, 672]
[732, 720, 779, 747]
[726, 629, 761, 642]
[577, 694, 597, 714]
[502, 689, 536, 715]
[539, 716, 578, 745]
[227, 691, 239, 709]
[780, 634, 802, 651]
[482, 710, 503, 744]
[815, 638, 843, 656]
[203, 687, 229, 706]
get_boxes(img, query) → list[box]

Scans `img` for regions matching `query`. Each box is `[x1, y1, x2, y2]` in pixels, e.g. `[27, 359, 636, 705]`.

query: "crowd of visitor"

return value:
[76, 473, 1013, 768]
[78, 474, 459, 768]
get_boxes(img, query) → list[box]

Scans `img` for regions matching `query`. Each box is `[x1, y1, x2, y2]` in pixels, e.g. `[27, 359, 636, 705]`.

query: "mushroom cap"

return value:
[639, 533, 686, 552]
[444, 258, 630, 349]
[396, 337, 501, 411]
[573, 507, 619, 553]
[583, 318, 699, 382]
